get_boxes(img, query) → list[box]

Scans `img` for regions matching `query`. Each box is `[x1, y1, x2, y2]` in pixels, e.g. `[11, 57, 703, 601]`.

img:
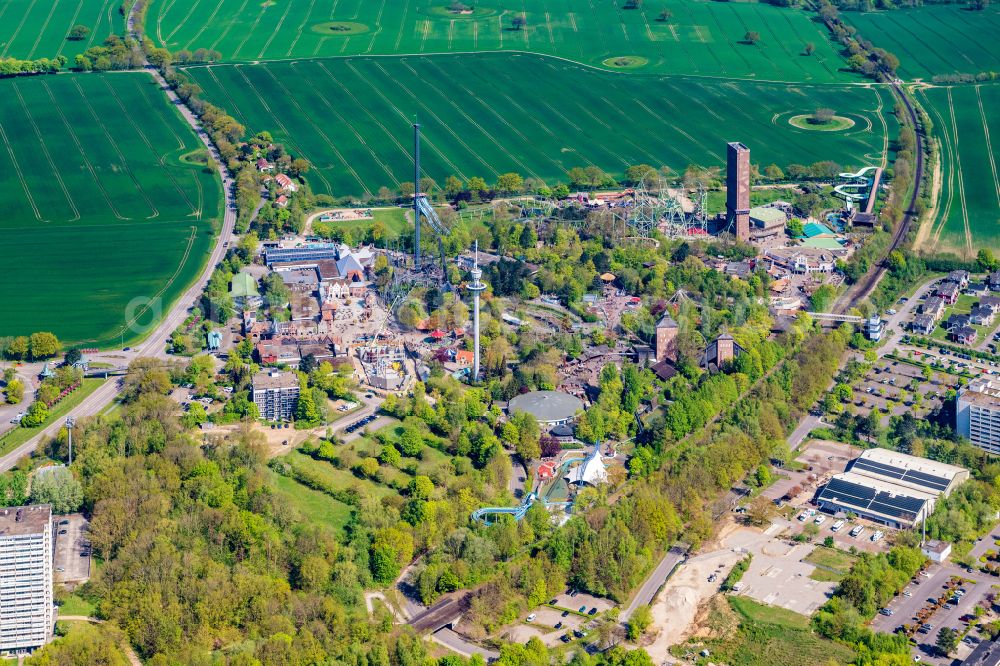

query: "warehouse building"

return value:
[957, 378, 1000, 454]
[815, 448, 968, 529]
[0, 505, 53, 654]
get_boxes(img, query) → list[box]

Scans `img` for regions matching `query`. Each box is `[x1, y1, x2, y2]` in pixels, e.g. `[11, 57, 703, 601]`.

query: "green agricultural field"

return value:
[0, 0, 125, 61]
[0, 73, 221, 345]
[187, 53, 891, 198]
[152, 0, 850, 81]
[842, 5, 1000, 81]
[917, 84, 1000, 257]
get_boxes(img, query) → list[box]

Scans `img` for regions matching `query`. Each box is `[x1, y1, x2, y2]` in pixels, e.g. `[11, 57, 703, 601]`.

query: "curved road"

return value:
[834, 82, 925, 313]
[0, 71, 236, 473]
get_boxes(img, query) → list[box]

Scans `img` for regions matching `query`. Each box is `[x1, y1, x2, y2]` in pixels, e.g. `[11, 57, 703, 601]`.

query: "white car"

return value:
[814, 515, 827, 525]
[526, 614, 536, 623]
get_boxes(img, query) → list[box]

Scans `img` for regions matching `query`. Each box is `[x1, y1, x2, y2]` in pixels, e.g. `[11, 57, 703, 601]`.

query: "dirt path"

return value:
[59, 616, 142, 666]
[644, 548, 742, 660]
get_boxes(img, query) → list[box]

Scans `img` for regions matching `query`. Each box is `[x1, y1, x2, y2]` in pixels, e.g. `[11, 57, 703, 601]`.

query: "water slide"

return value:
[834, 166, 881, 208]
[471, 452, 590, 523]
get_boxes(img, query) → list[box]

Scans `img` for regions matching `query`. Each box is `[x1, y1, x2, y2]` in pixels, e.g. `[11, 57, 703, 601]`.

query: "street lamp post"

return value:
[65, 417, 75, 466]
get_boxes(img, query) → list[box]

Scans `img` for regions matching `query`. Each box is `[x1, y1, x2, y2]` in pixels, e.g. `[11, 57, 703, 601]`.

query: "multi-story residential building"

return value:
[957, 379, 1000, 454]
[251, 369, 300, 421]
[0, 505, 53, 655]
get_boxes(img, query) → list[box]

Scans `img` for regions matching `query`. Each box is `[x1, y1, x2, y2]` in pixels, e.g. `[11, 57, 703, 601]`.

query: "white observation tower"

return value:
[468, 241, 487, 382]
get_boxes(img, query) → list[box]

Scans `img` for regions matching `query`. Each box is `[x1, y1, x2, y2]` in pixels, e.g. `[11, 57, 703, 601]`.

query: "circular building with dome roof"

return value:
[507, 390, 584, 426]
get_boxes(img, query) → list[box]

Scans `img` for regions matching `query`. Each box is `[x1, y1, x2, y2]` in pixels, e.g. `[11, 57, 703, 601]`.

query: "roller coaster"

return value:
[415, 194, 453, 282]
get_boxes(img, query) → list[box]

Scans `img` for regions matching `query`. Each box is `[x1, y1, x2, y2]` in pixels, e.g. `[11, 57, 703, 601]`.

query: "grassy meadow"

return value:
[918, 84, 1000, 256]
[843, 5, 1000, 81]
[152, 0, 850, 81]
[0, 0, 125, 60]
[187, 53, 891, 198]
[0, 72, 221, 345]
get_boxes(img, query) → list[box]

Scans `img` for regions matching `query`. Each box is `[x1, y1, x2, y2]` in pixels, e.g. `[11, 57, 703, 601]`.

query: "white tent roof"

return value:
[564, 450, 607, 486]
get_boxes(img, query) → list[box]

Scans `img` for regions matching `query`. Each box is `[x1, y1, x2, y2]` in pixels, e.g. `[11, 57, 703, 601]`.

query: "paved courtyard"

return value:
[724, 523, 837, 616]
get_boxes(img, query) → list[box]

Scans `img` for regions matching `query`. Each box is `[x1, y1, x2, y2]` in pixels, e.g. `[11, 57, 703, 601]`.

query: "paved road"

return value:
[620, 545, 687, 623]
[0, 67, 235, 472]
[787, 414, 823, 451]
[432, 628, 500, 660]
[510, 457, 528, 498]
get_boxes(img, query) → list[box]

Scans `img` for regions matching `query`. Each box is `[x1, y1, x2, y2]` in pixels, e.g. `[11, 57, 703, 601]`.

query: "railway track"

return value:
[834, 81, 926, 313]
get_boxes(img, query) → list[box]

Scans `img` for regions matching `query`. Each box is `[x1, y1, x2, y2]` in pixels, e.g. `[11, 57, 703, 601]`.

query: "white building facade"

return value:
[0, 505, 53, 654]
[251, 370, 300, 422]
[957, 379, 1000, 455]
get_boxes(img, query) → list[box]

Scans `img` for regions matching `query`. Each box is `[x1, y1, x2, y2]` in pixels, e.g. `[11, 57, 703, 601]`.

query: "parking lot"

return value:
[53, 513, 91, 585]
[846, 356, 948, 427]
[507, 589, 615, 647]
[872, 560, 994, 665]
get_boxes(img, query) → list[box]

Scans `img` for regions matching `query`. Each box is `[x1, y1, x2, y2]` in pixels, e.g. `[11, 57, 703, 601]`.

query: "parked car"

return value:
[561, 610, 569, 617]
[588, 608, 597, 616]
[554, 622, 562, 630]
[578, 606, 587, 613]
[526, 614, 536, 623]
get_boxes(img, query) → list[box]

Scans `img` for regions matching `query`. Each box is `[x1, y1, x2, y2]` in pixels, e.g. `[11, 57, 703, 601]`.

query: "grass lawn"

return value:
[187, 53, 891, 198]
[56, 592, 97, 617]
[0, 379, 105, 457]
[682, 596, 856, 666]
[0, 73, 222, 346]
[315, 207, 410, 243]
[843, 5, 1000, 81]
[706, 187, 799, 215]
[930, 294, 992, 341]
[917, 84, 1000, 256]
[282, 449, 399, 499]
[153, 0, 851, 81]
[269, 470, 354, 536]
[805, 546, 858, 582]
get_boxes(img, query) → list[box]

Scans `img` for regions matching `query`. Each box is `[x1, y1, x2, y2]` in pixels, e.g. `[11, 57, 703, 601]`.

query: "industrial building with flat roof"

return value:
[0, 505, 53, 654]
[815, 448, 968, 529]
[507, 390, 584, 426]
[957, 378, 1000, 455]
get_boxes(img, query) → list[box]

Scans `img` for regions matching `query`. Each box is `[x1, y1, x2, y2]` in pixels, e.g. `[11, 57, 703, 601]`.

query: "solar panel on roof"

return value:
[852, 458, 951, 493]
[852, 458, 906, 480]
[819, 477, 927, 521]
[903, 469, 950, 491]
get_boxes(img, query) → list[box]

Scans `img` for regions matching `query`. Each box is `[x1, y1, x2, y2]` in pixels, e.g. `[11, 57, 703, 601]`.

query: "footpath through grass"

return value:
[0, 378, 106, 457]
